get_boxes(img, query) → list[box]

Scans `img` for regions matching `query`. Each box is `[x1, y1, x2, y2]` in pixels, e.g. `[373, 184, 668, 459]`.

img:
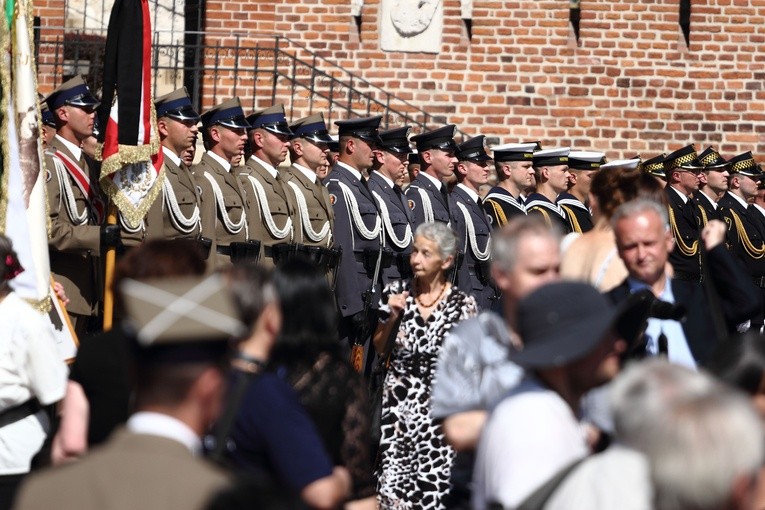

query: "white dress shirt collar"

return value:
[336, 161, 362, 181]
[373, 170, 395, 188]
[162, 146, 181, 168]
[729, 191, 749, 210]
[249, 155, 278, 179]
[207, 151, 231, 172]
[419, 170, 443, 190]
[457, 183, 480, 203]
[126, 412, 202, 456]
[292, 163, 317, 184]
[669, 185, 688, 204]
[55, 134, 83, 162]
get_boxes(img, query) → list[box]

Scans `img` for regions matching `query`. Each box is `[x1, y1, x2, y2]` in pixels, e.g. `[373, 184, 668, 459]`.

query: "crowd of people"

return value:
[3, 72, 765, 509]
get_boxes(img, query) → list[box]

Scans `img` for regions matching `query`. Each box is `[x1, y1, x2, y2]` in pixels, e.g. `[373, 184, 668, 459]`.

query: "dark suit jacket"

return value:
[524, 192, 571, 233]
[325, 163, 382, 317]
[450, 185, 493, 310]
[665, 186, 701, 277]
[368, 171, 415, 285]
[482, 186, 526, 229]
[606, 245, 761, 366]
[556, 192, 593, 233]
[404, 172, 450, 227]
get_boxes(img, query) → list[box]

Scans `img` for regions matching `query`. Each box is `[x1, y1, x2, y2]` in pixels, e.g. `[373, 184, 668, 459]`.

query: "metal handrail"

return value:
[34, 27, 468, 139]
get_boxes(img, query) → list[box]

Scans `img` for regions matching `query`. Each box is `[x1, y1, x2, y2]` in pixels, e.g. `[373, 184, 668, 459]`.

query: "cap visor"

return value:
[220, 118, 251, 130]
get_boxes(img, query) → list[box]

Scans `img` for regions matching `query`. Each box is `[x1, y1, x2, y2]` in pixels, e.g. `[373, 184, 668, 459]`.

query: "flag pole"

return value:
[102, 204, 117, 331]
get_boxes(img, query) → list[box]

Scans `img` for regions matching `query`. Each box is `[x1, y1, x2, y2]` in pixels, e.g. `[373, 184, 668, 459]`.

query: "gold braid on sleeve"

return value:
[729, 210, 765, 259]
[486, 199, 507, 228]
[560, 205, 582, 233]
[668, 206, 699, 257]
[697, 204, 708, 227]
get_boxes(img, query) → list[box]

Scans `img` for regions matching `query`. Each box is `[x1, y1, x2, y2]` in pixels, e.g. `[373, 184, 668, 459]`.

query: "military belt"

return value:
[263, 243, 292, 264]
[216, 240, 261, 263]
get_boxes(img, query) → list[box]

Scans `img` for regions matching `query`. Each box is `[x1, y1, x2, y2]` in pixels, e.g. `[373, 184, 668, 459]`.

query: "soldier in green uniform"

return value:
[44, 76, 120, 335]
[239, 104, 298, 268]
[193, 98, 255, 268]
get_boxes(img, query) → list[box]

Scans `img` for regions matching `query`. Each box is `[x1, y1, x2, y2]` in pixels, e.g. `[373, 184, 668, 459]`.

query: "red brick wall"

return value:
[34, 0, 66, 93]
[200, 0, 765, 159]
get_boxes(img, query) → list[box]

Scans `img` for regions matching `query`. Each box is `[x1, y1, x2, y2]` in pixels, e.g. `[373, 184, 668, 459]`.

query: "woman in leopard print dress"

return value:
[374, 222, 478, 509]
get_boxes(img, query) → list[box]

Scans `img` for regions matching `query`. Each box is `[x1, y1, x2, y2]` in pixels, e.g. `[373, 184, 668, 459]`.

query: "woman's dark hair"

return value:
[708, 331, 765, 396]
[271, 257, 339, 363]
[591, 167, 666, 220]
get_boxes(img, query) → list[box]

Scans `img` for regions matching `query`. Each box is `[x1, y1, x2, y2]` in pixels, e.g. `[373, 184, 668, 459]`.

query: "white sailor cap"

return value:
[493, 142, 540, 162]
[568, 151, 606, 170]
[600, 158, 641, 171]
[533, 147, 570, 167]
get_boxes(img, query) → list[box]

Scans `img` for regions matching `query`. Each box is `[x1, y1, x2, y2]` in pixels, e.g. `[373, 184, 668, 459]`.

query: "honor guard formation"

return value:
[9, 72, 765, 510]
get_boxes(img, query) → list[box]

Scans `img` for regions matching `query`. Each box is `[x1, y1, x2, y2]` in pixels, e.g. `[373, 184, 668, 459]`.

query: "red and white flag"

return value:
[97, 0, 163, 225]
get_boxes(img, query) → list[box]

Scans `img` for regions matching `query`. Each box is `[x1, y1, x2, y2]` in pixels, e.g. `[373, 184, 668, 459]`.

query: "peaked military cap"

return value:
[378, 126, 413, 154]
[408, 150, 420, 165]
[697, 146, 729, 171]
[247, 104, 293, 137]
[456, 135, 491, 162]
[40, 102, 56, 128]
[493, 142, 539, 163]
[45, 76, 100, 111]
[533, 147, 570, 167]
[410, 124, 458, 152]
[327, 134, 340, 154]
[664, 144, 703, 173]
[601, 157, 641, 172]
[728, 152, 762, 178]
[201, 97, 250, 130]
[120, 274, 246, 349]
[290, 113, 333, 144]
[568, 151, 606, 170]
[641, 154, 666, 179]
[335, 116, 383, 146]
[155, 88, 200, 123]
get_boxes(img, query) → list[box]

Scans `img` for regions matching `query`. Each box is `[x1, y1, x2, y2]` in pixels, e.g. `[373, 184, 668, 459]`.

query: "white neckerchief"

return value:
[127, 412, 202, 456]
[336, 161, 362, 181]
[250, 155, 278, 179]
[699, 189, 718, 209]
[669, 185, 688, 204]
[419, 170, 443, 190]
[55, 134, 83, 161]
[292, 163, 317, 184]
[729, 191, 749, 210]
[207, 151, 231, 172]
[373, 171, 395, 188]
[457, 182, 480, 203]
[162, 146, 181, 168]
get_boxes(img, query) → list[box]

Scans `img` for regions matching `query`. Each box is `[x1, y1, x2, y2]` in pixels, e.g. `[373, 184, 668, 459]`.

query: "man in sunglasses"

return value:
[663, 144, 704, 283]
[694, 146, 730, 225]
[44, 76, 119, 335]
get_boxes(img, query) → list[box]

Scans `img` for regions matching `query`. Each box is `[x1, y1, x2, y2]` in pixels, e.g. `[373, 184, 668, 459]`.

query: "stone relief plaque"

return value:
[380, 0, 443, 54]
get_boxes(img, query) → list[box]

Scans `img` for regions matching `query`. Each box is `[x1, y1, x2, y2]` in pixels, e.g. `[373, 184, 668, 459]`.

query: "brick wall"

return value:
[199, 0, 765, 159]
[35, 0, 66, 93]
[33, 0, 765, 159]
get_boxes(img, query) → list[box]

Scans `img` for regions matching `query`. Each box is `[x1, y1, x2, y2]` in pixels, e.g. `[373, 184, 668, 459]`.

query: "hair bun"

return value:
[4, 253, 24, 281]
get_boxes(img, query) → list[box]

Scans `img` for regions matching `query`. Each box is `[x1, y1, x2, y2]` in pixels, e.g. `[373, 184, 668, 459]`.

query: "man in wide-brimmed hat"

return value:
[472, 281, 632, 510]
